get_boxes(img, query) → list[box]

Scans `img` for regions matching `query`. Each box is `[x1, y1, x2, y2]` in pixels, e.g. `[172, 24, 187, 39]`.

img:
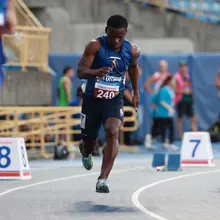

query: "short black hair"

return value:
[107, 15, 128, 29]
[63, 66, 72, 75]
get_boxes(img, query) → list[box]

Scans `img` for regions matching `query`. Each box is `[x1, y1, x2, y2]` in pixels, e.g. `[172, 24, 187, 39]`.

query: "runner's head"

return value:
[105, 15, 128, 51]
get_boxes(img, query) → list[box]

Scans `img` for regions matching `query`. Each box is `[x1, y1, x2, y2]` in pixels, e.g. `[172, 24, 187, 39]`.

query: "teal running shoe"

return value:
[96, 179, 110, 193]
[79, 142, 94, 170]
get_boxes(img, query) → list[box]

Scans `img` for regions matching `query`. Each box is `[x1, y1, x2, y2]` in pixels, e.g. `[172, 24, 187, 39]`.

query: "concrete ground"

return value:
[1, 143, 220, 220]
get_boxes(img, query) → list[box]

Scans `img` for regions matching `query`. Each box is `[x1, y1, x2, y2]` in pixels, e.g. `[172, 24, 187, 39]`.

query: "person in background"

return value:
[57, 66, 74, 143]
[69, 86, 83, 107]
[69, 86, 83, 143]
[144, 60, 171, 148]
[144, 60, 170, 94]
[153, 76, 178, 150]
[174, 60, 197, 139]
[58, 66, 74, 106]
[123, 72, 134, 145]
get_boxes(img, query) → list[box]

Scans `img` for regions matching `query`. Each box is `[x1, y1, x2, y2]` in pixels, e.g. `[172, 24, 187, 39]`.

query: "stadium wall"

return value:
[0, 70, 53, 106]
[49, 53, 220, 142]
[27, 0, 220, 53]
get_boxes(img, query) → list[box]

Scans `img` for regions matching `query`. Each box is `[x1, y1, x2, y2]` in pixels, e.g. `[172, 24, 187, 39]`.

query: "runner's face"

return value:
[106, 26, 127, 51]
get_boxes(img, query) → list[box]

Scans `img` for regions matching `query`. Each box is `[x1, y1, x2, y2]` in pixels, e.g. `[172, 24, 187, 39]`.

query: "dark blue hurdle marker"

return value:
[152, 153, 181, 171]
[167, 153, 181, 171]
[152, 153, 166, 168]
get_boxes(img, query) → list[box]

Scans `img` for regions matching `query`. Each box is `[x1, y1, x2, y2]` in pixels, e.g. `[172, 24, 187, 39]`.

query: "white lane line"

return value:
[30, 159, 148, 171]
[132, 169, 220, 220]
[0, 166, 144, 197]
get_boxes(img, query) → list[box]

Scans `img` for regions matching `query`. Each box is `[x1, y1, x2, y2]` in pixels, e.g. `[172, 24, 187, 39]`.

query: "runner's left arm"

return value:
[128, 44, 140, 95]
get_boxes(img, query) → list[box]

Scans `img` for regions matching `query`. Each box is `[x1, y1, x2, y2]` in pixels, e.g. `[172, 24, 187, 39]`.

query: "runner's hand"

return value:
[132, 92, 140, 112]
[94, 67, 112, 77]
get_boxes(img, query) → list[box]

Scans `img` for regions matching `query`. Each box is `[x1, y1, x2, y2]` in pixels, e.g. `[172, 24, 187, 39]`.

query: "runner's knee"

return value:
[105, 124, 120, 141]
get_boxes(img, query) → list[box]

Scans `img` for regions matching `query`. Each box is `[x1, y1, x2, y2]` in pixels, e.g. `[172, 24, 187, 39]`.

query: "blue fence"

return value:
[49, 53, 220, 142]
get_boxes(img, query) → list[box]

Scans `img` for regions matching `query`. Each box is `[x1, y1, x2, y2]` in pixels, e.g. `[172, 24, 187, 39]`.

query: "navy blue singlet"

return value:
[82, 36, 133, 99]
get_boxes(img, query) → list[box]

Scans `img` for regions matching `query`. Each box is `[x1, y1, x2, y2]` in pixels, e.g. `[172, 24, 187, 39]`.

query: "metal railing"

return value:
[0, 106, 139, 158]
[15, 0, 43, 27]
[2, 0, 51, 72]
[3, 26, 51, 72]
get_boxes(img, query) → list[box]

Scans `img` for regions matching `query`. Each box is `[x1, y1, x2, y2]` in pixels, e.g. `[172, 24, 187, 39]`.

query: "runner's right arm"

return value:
[77, 40, 112, 79]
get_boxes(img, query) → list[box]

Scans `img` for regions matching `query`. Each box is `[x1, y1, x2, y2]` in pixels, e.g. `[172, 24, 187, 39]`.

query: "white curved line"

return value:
[132, 169, 220, 220]
[0, 166, 144, 197]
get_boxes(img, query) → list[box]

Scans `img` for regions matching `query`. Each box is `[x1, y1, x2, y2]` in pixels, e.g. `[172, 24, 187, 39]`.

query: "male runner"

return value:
[77, 15, 140, 193]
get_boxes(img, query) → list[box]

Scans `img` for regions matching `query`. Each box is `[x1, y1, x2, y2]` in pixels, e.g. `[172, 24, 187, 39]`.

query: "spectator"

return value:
[152, 76, 178, 150]
[58, 66, 74, 106]
[69, 86, 83, 142]
[144, 60, 170, 94]
[69, 86, 83, 107]
[144, 60, 171, 148]
[174, 60, 197, 139]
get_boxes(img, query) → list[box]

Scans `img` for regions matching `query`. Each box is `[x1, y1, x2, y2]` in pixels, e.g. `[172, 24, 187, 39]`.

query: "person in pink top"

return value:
[174, 60, 197, 139]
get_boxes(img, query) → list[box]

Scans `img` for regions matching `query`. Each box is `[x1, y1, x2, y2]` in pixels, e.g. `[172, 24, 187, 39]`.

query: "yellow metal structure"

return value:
[2, 0, 51, 72]
[0, 106, 138, 158]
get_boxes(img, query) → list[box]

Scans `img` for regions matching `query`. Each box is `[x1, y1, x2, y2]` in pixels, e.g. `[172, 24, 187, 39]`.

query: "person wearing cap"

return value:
[174, 60, 197, 139]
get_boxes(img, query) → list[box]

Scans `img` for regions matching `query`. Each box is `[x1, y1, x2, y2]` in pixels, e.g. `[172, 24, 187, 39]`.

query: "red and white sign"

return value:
[0, 138, 31, 179]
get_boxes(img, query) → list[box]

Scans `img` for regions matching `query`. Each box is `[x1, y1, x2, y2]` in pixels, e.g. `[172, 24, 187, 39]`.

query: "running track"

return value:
[1, 146, 220, 220]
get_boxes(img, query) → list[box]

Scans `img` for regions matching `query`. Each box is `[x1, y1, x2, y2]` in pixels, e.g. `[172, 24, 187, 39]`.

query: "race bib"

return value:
[94, 81, 119, 99]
